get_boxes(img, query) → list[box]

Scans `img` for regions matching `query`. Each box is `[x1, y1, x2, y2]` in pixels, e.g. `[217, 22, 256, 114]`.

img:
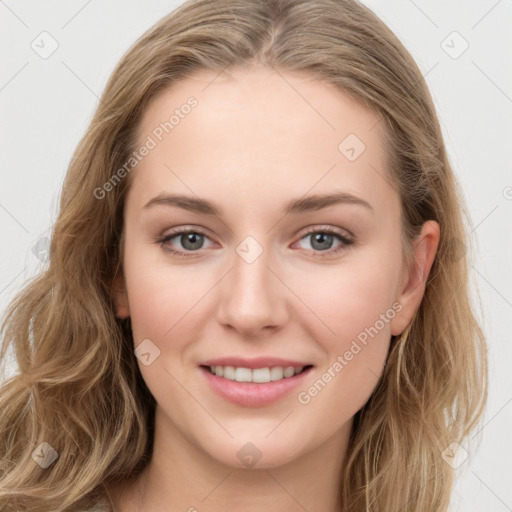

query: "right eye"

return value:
[157, 228, 216, 257]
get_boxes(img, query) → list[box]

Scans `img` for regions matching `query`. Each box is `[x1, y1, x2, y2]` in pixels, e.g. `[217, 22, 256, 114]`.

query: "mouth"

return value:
[198, 359, 315, 407]
[200, 364, 314, 383]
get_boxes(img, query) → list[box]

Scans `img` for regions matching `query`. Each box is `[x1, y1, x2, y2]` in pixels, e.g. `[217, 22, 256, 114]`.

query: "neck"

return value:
[110, 406, 353, 512]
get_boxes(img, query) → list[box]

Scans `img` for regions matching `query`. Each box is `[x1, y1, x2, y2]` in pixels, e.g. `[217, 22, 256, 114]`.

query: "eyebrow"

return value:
[143, 191, 374, 215]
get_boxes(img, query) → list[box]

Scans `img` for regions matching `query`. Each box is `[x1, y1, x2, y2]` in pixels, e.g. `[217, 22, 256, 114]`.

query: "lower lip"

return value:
[199, 366, 313, 407]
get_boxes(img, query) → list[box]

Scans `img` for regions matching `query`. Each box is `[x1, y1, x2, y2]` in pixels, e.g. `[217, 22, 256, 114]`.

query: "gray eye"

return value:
[309, 232, 335, 251]
[179, 232, 205, 251]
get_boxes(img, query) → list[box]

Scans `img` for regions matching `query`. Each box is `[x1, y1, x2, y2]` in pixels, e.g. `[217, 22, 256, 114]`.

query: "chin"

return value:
[200, 433, 309, 470]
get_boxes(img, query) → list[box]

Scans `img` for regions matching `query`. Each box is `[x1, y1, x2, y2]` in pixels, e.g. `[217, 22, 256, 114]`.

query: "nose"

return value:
[215, 239, 289, 338]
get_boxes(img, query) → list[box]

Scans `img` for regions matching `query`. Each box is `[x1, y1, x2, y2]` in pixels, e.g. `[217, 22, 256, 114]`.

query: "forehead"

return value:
[128, 66, 398, 218]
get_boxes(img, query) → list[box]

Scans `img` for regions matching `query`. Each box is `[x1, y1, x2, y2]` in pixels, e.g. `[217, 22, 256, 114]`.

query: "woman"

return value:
[0, 0, 488, 510]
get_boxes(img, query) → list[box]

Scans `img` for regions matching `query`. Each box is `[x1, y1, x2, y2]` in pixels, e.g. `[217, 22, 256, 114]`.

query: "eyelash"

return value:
[156, 226, 354, 258]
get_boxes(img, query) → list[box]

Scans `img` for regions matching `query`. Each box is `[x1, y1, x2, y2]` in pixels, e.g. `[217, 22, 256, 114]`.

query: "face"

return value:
[114, 66, 439, 469]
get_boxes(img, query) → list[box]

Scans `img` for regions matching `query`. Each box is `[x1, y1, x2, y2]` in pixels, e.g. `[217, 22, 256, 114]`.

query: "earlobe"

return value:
[390, 220, 440, 336]
[112, 270, 130, 319]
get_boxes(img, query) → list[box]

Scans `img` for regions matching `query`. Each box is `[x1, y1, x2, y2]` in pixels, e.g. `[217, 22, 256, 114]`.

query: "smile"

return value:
[198, 359, 314, 407]
[205, 365, 312, 383]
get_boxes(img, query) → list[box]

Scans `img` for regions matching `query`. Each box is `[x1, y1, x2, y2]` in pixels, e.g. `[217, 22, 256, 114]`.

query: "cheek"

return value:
[122, 248, 211, 411]
[291, 249, 401, 348]
[293, 266, 398, 434]
[289, 247, 400, 415]
[122, 242, 198, 349]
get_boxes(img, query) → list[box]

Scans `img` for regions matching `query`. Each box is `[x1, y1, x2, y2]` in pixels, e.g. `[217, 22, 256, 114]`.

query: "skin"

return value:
[110, 65, 439, 511]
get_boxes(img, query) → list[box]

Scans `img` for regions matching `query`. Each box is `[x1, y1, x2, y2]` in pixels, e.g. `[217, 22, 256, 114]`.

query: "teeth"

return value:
[234, 367, 252, 382]
[270, 367, 284, 381]
[223, 366, 235, 380]
[253, 368, 270, 383]
[208, 365, 305, 383]
[283, 367, 295, 378]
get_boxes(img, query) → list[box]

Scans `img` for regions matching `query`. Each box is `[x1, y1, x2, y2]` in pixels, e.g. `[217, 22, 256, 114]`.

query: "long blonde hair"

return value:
[0, 0, 488, 510]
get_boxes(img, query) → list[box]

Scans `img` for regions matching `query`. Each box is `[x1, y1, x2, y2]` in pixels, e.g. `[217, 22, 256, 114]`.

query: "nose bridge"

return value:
[216, 234, 287, 334]
[234, 236, 273, 295]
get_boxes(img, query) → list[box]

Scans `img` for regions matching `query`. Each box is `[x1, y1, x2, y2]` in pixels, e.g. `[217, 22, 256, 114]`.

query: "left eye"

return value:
[295, 229, 353, 254]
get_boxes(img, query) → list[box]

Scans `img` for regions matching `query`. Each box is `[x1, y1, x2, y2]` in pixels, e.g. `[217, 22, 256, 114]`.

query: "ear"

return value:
[390, 220, 440, 336]
[112, 268, 130, 319]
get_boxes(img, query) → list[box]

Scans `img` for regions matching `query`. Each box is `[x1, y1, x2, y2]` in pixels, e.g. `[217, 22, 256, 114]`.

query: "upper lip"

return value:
[199, 357, 313, 369]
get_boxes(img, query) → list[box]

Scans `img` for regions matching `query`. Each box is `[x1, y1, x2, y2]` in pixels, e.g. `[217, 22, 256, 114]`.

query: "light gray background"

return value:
[1, 1, 511, 510]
